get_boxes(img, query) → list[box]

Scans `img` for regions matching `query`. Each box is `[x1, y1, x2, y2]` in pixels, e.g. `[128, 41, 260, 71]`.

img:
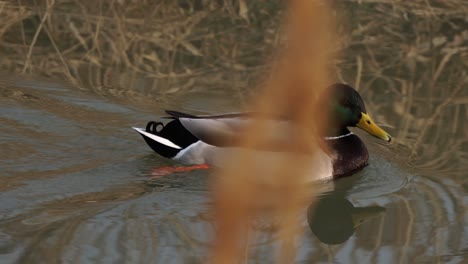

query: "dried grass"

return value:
[0, 0, 283, 98]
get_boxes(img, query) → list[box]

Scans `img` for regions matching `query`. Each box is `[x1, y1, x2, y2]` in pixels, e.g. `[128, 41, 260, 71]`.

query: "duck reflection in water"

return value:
[307, 190, 385, 245]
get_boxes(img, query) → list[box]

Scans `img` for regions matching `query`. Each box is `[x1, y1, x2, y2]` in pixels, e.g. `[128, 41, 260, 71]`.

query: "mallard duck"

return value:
[133, 83, 391, 179]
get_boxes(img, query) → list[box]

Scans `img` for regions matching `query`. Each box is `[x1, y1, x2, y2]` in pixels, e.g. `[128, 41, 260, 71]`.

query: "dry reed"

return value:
[211, 1, 336, 262]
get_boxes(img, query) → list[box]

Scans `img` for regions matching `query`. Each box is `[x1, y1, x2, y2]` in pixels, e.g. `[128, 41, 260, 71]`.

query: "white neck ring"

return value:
[323, 131, 353, 141]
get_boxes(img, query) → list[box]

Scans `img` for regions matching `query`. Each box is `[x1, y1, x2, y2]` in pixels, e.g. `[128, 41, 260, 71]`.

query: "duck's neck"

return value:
[323, 131, 353, 141]
[322, 127, 353, 140]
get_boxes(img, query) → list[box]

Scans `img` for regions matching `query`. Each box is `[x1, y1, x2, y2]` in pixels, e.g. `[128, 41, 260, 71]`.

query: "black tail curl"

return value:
[146, 121, 164, 134]
[141, 119, 199, 158]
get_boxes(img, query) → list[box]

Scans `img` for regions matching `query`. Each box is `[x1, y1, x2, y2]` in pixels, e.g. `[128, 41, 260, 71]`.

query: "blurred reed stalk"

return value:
[211, 1, 337, 263]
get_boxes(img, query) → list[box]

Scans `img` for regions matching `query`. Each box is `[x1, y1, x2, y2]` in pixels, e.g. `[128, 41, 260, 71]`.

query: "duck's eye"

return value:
[366, 120, 371, 125]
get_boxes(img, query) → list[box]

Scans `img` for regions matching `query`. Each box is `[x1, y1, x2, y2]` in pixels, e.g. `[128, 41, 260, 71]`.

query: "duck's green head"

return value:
[325, 83, 391, 142]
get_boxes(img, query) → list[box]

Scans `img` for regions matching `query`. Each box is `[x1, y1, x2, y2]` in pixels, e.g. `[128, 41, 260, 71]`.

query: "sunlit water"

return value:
[0, 1, 467, 263]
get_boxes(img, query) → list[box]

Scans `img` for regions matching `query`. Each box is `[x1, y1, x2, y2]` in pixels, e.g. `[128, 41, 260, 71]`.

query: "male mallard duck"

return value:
[133, 83, 391, 179]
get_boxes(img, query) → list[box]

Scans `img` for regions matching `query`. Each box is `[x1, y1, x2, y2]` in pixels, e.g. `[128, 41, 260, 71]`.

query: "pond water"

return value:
[0, 1, 467, 263]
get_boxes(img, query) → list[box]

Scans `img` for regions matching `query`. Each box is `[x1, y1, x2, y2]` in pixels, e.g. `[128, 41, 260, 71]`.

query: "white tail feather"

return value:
[132, 127, 182, 149]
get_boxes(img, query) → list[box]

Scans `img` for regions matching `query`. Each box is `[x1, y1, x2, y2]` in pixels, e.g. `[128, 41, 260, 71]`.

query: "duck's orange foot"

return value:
[150, 164, 211, 178]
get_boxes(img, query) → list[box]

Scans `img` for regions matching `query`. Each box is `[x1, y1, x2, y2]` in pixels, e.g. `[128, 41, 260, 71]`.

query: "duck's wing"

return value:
[164, 110, 290, 147]
[164, 110, 255, 119]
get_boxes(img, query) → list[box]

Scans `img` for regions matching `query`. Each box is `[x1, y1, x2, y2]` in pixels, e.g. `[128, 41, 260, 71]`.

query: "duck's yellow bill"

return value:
[357, 112, 392, 142]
